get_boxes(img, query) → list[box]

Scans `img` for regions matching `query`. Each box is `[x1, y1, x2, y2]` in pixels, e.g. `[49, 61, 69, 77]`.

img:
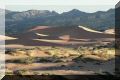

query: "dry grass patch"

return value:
[14, 69, 33, 75]
[74, 47, 115, 62]
[43, 47, 80, 57]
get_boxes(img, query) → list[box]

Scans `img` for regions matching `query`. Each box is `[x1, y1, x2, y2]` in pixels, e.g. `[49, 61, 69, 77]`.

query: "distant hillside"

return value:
[5, 9, 115, 35]
[6, 26, 114, 47]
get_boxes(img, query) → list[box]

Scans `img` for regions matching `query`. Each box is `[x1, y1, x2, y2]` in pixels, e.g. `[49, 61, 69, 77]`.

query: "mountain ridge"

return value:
[5, 8, 115, 35]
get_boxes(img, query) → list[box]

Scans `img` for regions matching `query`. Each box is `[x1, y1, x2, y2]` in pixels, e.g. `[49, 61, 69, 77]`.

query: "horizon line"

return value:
[4, 8, 114, 14]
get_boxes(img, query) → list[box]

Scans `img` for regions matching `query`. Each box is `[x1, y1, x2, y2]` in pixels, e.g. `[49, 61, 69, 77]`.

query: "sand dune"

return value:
[0, 35, 17, 40]
[78, 26, 103, 33]
[29, 26, 49, 31]
[35, 33, 49, 37]
[104, 29, 115, 34]
[5, 26, 115, 75]
[5, 26, 114, 47]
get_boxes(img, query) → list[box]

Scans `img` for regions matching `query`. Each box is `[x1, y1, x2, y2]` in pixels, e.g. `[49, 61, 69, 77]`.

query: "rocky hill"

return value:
[4, 9, 115, 35]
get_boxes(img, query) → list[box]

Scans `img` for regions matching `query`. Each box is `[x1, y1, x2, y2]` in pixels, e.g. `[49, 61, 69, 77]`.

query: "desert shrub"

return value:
[14, 69, 31, 75]
[38, 57, 52, 62]
[20, 57, 36, 64]
[5, 71, 13, 75]
[6, 57, 36, 64]
[6, 57, 35, 64]
[41, 72, 51, 75]
[5, 49, 16, 54]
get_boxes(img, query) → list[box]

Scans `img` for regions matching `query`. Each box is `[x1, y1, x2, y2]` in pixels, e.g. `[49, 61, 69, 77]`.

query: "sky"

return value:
[0, 0, 119, 13]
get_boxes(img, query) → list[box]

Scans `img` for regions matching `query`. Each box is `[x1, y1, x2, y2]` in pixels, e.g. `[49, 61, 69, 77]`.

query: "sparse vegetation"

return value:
[6, 57, 36, 64]
[5, 41, 116, 75]
[14, 69, 32, 75]
[5, 70, 13, 75]
[6, 43, 115, 62]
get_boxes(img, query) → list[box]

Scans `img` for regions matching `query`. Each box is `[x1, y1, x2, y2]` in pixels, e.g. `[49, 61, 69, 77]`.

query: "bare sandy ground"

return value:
[4, 26, 115, 75]
[5, 49, 115, 75]
[0, 35, 17, 40]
